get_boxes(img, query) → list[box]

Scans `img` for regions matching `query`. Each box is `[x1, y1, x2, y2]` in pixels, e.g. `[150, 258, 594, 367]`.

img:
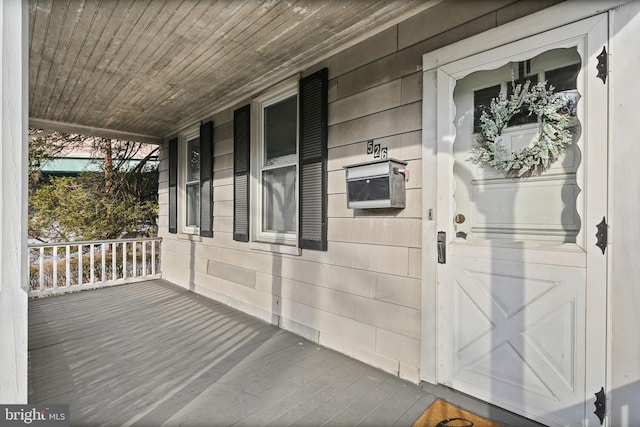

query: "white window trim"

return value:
[179, 126, 200, 235]
[250, 77, 300, 249]
[249, 241, 301, 256]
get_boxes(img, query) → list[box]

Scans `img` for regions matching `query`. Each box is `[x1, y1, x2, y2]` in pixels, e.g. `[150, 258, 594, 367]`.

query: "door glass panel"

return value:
[473, 85, 500, 133]
[453, 47, 582, 244]
[506, 74, 539, 127]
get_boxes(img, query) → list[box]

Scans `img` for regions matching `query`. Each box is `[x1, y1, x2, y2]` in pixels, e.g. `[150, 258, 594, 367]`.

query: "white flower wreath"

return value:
[468, 80, 574, 177]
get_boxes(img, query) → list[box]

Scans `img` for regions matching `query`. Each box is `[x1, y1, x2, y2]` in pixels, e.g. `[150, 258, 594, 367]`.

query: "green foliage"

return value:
[29, 175, 158, 241]
[29, 130, 159, 242]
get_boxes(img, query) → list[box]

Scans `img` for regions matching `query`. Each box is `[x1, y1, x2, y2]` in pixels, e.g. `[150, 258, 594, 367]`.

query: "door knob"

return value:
[454, 214, 466, 224]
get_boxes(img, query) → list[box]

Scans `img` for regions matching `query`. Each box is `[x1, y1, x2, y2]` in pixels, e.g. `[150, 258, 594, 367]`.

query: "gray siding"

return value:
[158, 0, 562, 383]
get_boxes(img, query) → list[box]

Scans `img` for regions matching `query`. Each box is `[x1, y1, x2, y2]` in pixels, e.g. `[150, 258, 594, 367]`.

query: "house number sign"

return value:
[367, 140, 388, 159]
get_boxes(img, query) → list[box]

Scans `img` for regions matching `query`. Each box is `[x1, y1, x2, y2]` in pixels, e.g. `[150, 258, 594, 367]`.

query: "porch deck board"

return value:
[29, 279, 541, 426]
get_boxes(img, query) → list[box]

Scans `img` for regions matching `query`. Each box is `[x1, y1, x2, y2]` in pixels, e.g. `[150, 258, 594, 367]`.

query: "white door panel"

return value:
[445, 256, 585, 415]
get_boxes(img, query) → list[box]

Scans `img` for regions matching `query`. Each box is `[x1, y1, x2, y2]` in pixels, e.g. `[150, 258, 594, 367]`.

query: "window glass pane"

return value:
[187, 137, 200, 182]
[264, 95, 297, 165]
[262, 166, 296, 233]
[186, 183, 200, 227]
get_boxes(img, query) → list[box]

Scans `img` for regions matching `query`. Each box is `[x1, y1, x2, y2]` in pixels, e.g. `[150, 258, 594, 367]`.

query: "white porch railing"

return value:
[28, 237, 161, 298]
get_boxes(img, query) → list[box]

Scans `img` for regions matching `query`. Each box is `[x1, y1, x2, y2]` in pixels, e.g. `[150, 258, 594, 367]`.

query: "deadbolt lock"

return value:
[454, 214, 466, 224]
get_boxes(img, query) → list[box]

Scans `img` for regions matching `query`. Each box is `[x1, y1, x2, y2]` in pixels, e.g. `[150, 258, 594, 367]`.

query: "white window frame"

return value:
[250, 78, 300, 253]
[179, 126, 200, 235]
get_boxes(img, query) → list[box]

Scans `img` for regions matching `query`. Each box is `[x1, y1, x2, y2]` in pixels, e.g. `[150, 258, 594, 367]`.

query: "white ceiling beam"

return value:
[29, 118, 163, 145]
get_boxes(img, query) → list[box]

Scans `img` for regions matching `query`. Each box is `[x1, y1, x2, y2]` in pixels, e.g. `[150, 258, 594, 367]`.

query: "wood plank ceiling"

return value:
[29, 0, 440, 142]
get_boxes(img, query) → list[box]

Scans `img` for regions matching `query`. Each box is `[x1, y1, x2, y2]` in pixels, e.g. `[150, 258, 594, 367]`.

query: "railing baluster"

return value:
[112, 242, 117, 281]
[52, 246, 58, 289]
[90, 244, 95, 284]
[65, 245, 71, 288]
[142, 241, 147, 276]
[39, 247, 44, 291]
[101, 243, 106, 282]
[122, 242, 127, 280]
[78, 244, 82, 286]
[152, 240, 156, 276]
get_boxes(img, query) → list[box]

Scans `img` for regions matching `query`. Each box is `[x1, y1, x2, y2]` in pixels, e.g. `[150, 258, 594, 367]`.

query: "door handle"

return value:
[437, 231, 446, 264]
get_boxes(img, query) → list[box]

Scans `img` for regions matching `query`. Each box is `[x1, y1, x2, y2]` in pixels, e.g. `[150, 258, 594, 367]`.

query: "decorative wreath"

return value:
[468, 80, 574, 177]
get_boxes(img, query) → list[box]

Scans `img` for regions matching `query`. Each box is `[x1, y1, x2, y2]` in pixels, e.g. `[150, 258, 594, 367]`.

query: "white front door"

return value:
[430, 16, 608, 427]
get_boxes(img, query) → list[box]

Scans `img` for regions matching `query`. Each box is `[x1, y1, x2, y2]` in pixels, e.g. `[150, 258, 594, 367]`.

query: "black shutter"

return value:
[233, 105, 250, 242]
[168, 137, 178, 234]
[200, 121, 214, 238]
[299, 68, 328, 251]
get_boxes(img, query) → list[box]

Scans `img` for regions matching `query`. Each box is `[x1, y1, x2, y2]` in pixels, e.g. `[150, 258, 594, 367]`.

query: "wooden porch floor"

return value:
[29, 279, 541, 426]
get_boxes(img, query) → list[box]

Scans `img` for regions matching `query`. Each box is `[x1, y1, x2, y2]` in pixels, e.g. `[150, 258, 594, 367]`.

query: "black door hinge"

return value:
[594, 386, 606, 424]
[596, 217, 608, 254]
[597, 46, 608, 84]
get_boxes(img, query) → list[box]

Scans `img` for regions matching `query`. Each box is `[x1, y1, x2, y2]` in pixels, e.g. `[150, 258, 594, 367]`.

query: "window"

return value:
[184, 134, 200, 231]
[257, 88, 298, 244]
[233, 68, 328, 251]
[168, 121, 213, 237]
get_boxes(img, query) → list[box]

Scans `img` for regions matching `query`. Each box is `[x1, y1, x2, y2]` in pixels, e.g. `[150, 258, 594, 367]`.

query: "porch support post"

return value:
[0, 0, 28, 404]
[611, 3, 640, 426]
